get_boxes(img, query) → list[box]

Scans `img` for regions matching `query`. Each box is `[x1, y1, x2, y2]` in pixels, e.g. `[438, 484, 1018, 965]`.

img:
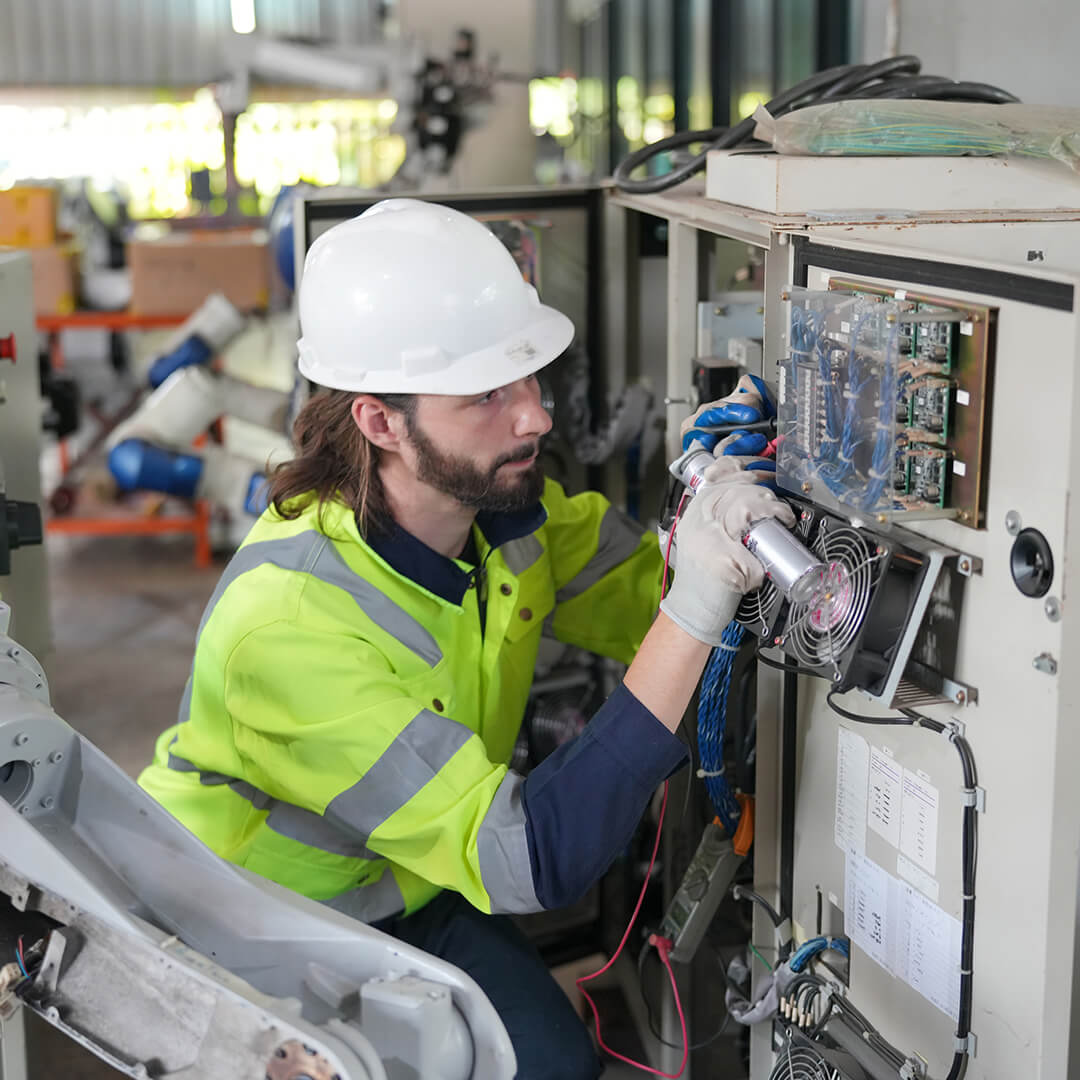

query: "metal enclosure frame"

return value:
[608, 166, 1080, 1080]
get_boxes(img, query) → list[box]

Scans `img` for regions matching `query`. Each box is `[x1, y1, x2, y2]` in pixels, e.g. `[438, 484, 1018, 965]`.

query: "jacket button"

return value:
[519, 608, 532, 621]
[432, 698, 445, 712]
[500, 583, 512, 596]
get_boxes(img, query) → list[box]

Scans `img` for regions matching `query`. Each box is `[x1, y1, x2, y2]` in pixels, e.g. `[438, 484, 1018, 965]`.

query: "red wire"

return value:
[575, 782, 690, 1078]
[660, 491, 689, 598]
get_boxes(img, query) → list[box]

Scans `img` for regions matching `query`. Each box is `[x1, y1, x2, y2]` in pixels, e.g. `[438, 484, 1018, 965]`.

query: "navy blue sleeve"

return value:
[521, 682, 688, 910]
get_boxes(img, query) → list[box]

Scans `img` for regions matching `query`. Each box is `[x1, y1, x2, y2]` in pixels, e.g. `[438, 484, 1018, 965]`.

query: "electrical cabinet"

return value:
[0, 250, 50, 660]
[610, 155, 1080, 1080]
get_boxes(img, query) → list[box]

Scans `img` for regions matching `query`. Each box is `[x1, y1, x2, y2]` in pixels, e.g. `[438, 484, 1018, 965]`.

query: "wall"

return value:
[397, 0, 537, 188]
[858, 0, 1080, 106]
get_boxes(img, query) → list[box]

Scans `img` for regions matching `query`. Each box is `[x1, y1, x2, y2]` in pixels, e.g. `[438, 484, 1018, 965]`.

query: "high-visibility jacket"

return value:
[140, 477, 674, 920]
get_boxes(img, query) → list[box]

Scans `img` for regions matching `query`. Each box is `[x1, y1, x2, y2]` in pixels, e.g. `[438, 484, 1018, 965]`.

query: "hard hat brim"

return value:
[298, 302, 575, 397]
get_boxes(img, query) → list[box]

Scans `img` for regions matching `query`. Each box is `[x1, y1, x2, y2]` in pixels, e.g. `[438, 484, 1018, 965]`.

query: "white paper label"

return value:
[840, 320, 851, 333]
[868, 745, 903, 848]
[778, 364, 787, 405]
[894, 289, 907, 300]
[955, 389, 970, 406]
[835, 727, 870, 855]
[844, 852, 961, 1020]
[897, 853, 940, 903]
[952, 460, 967, 477]
[900, 769, 939, 875]
[960, 321, 974, 336]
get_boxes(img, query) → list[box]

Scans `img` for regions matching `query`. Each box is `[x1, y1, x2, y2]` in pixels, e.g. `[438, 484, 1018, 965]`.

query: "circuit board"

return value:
[777, 282, 994, 527]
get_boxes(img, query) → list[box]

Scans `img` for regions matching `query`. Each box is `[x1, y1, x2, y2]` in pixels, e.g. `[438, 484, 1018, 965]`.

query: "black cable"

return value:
[825, 689, 916, 726]
[636, 942, 735, 1051]
[731, 884, 784, 928]
[755, 649, 822, 681]
[612, 55, 1020, 194]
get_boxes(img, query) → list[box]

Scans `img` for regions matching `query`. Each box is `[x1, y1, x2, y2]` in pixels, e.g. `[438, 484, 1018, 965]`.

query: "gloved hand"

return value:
[660, 476, 796, 645]
[681, 373, 777, 480]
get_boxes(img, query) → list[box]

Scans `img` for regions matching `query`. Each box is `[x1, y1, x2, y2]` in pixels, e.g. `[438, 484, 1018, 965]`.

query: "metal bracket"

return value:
[941, 677, 977, 707]
[955, 555, 982, 577]
[960, 787, 986, 812]
[955, 1032, 977, 1056]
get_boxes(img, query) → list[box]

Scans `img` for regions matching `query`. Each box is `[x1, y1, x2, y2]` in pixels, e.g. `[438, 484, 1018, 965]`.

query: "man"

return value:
[140, 199, 791, 1079]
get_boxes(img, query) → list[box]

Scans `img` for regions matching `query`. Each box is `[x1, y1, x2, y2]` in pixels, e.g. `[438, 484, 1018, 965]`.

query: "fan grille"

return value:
[737, 576, 780, 637]
[784, 525, 880, 673]
[768, 1043, 840, 1080]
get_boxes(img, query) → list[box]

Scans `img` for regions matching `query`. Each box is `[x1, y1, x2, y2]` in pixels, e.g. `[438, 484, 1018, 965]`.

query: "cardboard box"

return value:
[128, 229, 271, 316]
[0, 186, 58, 248]
[30, 244, 76, 316]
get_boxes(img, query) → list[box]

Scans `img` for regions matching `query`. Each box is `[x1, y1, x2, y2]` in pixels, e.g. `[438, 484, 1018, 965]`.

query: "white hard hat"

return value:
[296, 199, 575, 395]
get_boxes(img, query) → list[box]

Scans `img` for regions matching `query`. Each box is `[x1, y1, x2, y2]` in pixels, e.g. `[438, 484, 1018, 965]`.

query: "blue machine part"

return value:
[244, 472, 270, 516]
[268, 183, 316, 292]
[108, 439, 203, 497]
[148, 336, 214, 389]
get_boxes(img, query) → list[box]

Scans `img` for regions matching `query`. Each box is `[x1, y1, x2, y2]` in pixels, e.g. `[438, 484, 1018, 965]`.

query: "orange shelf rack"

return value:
[38, 309, 214, 569]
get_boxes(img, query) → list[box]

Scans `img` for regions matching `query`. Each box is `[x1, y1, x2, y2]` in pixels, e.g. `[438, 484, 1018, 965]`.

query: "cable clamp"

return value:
[943, 717, 966, 740]
[867, 467, 890, 481]
[955, 1032, 977, 1057]
[716, 641, 739, 653]
[961, 895, 975, 903]
[899, 1057, 927, 1080]
[960, 786, 986, 812]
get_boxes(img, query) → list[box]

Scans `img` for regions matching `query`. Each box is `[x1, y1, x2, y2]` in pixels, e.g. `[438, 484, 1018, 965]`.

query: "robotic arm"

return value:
[105, 293, 294, 521]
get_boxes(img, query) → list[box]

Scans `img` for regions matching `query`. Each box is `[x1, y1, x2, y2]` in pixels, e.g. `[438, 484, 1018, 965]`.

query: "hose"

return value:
[612, 55, 1019, 194]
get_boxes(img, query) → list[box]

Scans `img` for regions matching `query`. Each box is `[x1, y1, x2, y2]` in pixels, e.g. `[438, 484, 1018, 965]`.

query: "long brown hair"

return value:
[267, 388, 415, 537]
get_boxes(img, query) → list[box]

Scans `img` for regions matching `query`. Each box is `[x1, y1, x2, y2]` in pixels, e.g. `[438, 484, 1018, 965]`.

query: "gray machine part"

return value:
[0, 603, 515, 1080]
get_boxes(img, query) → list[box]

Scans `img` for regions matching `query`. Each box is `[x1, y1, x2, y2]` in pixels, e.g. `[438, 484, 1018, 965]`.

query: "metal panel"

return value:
[0, 0, 380, 87]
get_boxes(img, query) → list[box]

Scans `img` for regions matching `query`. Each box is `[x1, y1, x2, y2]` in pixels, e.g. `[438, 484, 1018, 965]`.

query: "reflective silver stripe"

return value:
[264, 798, 379, 860]
[500, 534, 544, 575]
[161, 754, 379, 858]
[193, 530, 442, 667]
[325, 709, 474, 838]
[476, 773, 542, 914]
[321, 870, 406, 924]
[177, 674, 193, 726]
[555, 505, 645, 605]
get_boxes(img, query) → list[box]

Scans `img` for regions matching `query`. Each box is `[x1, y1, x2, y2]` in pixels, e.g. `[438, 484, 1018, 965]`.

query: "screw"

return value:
[802, 482, 813, 493]
[48, 751, 63, 764]
[958, 511, 971, 523]
[876, 514, 888, 524]
[1005, 510, 1022, 535]
[781, 290, 792, 301]
[955, 690, 966, 705]
[959, 558, 971, 573]
[13, 733, 28, 746]
[1045, 597, 1062, 622]
[40, 795, 54, 809]
[20, 806, 29, 815]
[428, 990, 442, 1000]
[1033, 652, 1058, 676]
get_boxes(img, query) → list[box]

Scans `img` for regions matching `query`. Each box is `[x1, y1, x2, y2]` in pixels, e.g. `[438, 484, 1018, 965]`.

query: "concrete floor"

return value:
[18, 529, 653, 1079]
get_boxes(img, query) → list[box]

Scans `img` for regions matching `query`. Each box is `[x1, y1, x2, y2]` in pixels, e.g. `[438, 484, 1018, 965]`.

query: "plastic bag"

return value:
[753, 100, 1080, 173]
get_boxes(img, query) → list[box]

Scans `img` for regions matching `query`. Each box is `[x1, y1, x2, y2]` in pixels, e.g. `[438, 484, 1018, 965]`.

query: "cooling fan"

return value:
[769, 1028, 872, 1080]
[783, 521, 883, 678]
[770, 500, 969, 708]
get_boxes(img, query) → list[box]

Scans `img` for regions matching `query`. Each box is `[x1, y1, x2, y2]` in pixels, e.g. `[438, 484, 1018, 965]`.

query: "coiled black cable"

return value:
[613, 55, 1019, 194]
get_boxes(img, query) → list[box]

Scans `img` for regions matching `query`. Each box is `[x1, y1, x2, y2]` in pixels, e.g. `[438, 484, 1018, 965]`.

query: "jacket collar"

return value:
[364, 501, 547, 605]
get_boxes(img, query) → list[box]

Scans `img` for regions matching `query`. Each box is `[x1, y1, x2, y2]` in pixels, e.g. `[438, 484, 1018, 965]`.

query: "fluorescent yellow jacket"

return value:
[140, 477, 682, 921]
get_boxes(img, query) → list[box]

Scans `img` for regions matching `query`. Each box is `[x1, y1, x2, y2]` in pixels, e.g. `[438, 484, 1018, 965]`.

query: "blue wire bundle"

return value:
[696, 619, 746, 834]
[789, 935, 850, 972]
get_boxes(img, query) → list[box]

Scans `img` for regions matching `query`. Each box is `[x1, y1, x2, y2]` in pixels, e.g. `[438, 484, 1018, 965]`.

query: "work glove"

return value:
[660, 476, 796, 646]
[681, 374, 777, 481]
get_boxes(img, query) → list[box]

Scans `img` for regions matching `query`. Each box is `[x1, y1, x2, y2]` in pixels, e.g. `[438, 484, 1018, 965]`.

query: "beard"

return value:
[406, 419, 545, 513]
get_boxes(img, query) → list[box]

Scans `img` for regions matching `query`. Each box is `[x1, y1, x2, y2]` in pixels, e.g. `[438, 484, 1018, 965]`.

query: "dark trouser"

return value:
[376, 891, 602, 1080]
